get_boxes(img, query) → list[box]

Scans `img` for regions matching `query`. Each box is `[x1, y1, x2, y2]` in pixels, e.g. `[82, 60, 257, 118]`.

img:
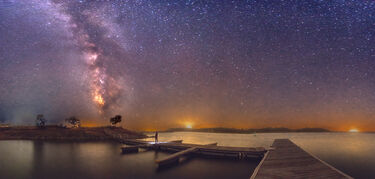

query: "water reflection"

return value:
[0, 140, 258, 179]
[31, 141, 44, 178]
[0, 132, 373, 178]
[148, 132, 375, 178]
[0, 141, 33, 178]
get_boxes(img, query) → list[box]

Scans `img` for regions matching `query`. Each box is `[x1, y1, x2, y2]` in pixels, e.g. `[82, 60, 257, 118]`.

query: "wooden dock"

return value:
[115, 133, 353, 178]
[115, 134, 266, 159]
[154, 142, 265, 159]
[250, 139, 353, 179]
[155, 147, 198, 166]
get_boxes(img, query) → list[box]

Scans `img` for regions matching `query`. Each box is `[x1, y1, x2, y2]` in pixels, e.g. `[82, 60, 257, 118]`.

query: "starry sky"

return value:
[0, 0, 374, 131]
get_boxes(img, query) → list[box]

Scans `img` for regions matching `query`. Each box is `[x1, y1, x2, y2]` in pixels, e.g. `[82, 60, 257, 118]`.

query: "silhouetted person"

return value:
[36, 114, 46, 128]
[155, 131, 158, 143]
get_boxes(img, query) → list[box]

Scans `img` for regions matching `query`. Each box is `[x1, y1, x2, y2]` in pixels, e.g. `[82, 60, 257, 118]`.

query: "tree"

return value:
[110, 115, 122, 126]
[65, 116, 81, 128]
[36, 114, 46, 128]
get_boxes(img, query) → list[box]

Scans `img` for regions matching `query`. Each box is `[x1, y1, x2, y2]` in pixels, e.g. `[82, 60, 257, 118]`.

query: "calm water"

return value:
[0, 132, 374, 179]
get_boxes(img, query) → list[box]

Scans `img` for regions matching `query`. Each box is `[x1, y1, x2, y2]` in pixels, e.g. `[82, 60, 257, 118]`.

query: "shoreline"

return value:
[0, 126, 147, 141]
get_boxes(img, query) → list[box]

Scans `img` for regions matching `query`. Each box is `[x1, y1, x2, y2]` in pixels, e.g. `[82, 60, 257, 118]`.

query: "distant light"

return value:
[348, 128, 359, 133]
[185, 123, 193, 129]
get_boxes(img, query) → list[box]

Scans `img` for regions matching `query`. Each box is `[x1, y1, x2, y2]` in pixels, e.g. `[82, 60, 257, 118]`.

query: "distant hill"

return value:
[163, 127, 330, 133]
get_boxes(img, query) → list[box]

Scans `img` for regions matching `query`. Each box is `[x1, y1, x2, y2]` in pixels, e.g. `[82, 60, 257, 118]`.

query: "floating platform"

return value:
[250, 139, 353, 179]
[118, 136, 352, 178]
[153, 142, 265, 159]
[117, 137, 266, 168]
[155, 147, 198, 166]
[121, 140, 265, 159]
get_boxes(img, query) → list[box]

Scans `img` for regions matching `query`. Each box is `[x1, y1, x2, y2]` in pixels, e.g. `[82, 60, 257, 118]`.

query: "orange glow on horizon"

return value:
[73, 115, 375, 132]
[348, 128, 359, 133]
[185, 122, 193, 129]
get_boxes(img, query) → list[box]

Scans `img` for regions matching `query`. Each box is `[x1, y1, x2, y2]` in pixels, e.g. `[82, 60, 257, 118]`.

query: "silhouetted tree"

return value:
[36, 114, 46, 128]
[110, 115, 122, 126]
[65, 116, 80, 128]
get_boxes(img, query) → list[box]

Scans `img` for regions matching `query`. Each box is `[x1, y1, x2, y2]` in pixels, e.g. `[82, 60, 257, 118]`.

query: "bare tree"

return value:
[36, 114, 46, 128]
[65, 116, 81, 128]
[110, 115, 122, 127]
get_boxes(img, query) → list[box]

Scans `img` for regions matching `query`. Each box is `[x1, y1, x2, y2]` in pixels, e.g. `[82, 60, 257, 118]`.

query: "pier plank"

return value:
[155, 147, 198, 166]
[251, 139, 353, 179]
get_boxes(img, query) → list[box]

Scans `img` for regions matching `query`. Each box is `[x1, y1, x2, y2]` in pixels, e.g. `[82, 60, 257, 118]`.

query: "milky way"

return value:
[57, 1, 128, 116]
[0, 0, 374, 131]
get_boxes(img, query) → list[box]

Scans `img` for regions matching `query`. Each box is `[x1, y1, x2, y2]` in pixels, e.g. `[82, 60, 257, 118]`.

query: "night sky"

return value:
[0, 0, 374, 131]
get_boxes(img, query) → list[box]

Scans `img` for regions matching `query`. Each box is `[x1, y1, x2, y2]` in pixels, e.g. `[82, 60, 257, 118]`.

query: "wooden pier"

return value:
[113, 130, 352, 178]
[250, 139, 353, 179]
[116, 136, 266, 167]
[120, 140, 266, 158]
[155, 147, 198, 166]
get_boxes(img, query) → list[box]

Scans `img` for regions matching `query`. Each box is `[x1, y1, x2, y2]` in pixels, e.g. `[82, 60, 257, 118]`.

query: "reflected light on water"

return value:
[148, 142, 168, 144]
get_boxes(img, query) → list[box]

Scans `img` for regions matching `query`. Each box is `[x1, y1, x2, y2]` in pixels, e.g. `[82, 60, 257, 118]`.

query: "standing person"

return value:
[155, 131, 158, 143]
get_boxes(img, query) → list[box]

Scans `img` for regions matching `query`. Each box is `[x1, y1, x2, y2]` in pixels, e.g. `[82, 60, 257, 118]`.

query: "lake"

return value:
[0, 132, 373, 178]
